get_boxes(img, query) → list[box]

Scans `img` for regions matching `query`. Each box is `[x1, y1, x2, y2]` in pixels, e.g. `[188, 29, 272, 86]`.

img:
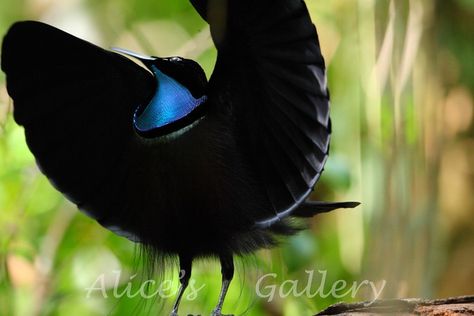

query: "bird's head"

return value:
[112, 47, 208, 99]
[151, 56, 207, 99]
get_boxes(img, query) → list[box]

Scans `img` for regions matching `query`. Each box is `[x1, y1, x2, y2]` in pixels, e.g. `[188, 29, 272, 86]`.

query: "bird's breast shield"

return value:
[112, 48, 208, 137]
[133, 64, 207, 134]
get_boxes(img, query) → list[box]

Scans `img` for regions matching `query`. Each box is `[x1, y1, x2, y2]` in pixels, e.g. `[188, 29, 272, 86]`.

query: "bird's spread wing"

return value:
[1, 21, 155, 233]
[191, 0, 331, 226]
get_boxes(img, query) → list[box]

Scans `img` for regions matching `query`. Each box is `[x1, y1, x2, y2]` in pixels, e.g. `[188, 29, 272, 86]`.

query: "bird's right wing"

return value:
[1, 21, 161, 239]
[191, 0, 332, 227]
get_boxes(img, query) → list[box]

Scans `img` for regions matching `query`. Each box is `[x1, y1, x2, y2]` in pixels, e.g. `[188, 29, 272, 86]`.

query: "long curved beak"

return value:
[111, 47, 157, 69]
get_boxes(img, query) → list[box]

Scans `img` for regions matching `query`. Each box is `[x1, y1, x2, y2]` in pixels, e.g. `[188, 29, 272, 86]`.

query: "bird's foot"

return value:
[170, 311, 203, 316]
[210, 308, 233, 316]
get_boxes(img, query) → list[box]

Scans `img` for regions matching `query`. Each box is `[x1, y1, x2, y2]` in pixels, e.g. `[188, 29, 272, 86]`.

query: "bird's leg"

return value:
[211, 254, 234, 316]
[170, 255, 192, 316]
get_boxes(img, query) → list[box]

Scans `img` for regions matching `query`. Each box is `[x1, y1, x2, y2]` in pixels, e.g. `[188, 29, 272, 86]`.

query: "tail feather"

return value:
[292, 201, 360, 218]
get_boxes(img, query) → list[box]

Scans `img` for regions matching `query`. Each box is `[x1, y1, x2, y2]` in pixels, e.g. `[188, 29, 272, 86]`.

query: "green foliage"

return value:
[1, 0, 474, 315]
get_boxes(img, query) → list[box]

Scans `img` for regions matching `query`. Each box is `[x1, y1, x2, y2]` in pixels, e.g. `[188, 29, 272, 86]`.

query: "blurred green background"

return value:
[1, 0, 473, 315]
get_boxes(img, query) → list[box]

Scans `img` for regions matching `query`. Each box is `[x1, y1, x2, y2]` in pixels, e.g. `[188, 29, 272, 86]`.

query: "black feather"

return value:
[292, 201, 361, 218]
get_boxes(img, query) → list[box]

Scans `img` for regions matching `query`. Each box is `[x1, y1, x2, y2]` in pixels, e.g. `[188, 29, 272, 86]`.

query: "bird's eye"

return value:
[169, 56, 182, 62]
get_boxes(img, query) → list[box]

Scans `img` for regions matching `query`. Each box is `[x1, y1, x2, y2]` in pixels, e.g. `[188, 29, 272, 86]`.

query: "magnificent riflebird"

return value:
[1, 0, 358, 314]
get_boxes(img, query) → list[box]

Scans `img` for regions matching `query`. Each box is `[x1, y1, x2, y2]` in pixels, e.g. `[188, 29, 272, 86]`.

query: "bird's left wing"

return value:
[191, 0, 331, 227]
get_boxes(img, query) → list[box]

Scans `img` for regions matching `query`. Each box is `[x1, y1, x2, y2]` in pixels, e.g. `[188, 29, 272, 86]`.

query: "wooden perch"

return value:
[316, 295, 474, 315]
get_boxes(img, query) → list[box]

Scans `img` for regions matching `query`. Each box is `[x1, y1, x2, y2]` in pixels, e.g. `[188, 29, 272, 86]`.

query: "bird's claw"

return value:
[210, 309, 233, 316]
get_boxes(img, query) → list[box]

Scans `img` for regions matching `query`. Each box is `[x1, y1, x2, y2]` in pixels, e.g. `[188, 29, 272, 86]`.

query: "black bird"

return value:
[1, 0, 358, 314]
